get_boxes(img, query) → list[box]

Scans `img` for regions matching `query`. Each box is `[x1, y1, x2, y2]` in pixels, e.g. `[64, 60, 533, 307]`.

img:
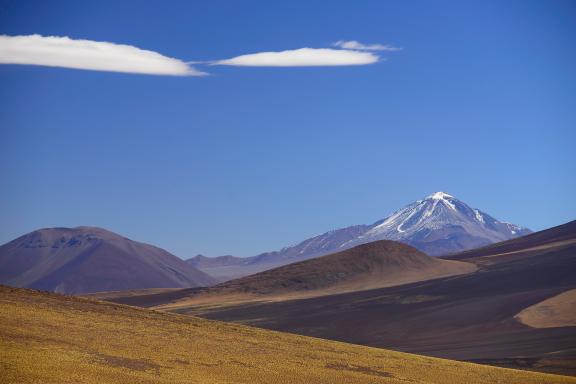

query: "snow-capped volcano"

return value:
[341, 192, 530, 255]
[189, 192, 531, 280]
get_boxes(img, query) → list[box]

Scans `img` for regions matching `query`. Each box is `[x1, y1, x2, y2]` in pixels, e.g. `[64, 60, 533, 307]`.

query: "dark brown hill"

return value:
[0, 226, 217, 294]
[214, 240, 476, 296]
[102, 240, 475, 312]
[446, 220, 576, 261]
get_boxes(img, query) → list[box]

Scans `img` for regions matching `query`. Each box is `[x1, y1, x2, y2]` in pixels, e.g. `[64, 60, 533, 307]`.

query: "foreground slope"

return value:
[0, 227, 216, 294]
[190, 192, 529, 281]
[151, 221, 576, 376]
[1, 286, 573, 384]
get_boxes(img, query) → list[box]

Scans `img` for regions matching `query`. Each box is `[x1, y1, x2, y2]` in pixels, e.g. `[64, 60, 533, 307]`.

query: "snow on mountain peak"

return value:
[427, 191, 454, 200]
[422, 191, 456, 210]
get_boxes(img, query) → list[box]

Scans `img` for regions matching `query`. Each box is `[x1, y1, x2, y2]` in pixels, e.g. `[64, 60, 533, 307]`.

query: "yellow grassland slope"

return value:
[1, 285, 574, 384]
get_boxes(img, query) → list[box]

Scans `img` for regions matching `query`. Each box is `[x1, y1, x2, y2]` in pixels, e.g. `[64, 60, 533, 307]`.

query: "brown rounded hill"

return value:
[110, 240, 477, 310]
[215, 240, 476, 296]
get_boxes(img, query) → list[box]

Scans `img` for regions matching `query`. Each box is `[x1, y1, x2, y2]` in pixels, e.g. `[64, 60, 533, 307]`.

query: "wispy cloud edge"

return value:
[333, 40, 402, 52]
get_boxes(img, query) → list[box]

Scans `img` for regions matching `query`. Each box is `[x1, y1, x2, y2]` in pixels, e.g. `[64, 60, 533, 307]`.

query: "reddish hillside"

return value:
[0, 227, 217, 294]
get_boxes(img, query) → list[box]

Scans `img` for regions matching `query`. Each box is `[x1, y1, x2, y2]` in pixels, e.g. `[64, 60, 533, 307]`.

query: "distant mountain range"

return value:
[0, 192, 531, 291]
[0, 226, 216, 294]
[188, 192, 531, 280]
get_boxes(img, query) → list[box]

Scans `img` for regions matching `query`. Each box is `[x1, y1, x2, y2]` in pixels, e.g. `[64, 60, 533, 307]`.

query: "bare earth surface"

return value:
[517, 289, 576, 328]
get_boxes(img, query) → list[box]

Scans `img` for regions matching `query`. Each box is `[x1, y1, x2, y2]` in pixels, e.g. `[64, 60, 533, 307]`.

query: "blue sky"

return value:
[1, 0, 575, 257]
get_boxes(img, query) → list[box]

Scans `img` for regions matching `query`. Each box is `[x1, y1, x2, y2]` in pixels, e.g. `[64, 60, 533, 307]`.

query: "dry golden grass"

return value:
[1, 285, 574, 384]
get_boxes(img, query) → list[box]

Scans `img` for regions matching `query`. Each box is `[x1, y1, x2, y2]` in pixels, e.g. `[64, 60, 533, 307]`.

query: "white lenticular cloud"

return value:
[213, 48, 379, 67]
[333, 40, 401, 51]
[0, 34, 206, 76]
